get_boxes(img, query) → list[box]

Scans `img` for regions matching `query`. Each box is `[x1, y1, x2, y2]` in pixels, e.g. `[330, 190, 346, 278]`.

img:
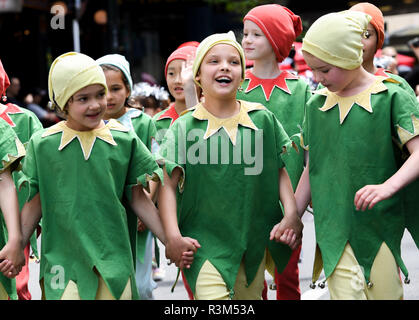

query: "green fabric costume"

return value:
[153, 103, 180, 145]
[117, 108, 158, 266]
[303, 76, 419, 285]
[20, 119, 162, 300]
[0, 118, 25, 299]
[158, 100, 295, 296]
[1, 103, 43, 259]
[236, 70, 311, 190]
[375, 68, 419, 250]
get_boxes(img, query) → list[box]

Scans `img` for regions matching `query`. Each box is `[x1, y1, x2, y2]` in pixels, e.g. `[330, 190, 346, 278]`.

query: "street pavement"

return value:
[27, 212, 419, 300]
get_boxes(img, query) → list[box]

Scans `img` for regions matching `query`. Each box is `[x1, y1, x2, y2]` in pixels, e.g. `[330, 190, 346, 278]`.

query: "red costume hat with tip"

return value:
[350, 2, 385, 50]
[164, 45, 198, 78]
[243, 4, 302, 62]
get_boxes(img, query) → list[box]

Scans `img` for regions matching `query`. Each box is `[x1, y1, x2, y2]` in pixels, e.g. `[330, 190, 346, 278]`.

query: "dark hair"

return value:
[100, 64, 135, 108]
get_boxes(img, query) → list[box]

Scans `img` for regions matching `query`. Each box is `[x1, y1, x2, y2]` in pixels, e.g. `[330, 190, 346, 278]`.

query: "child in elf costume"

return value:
[296, 10, 419, 299]
[154, 44, 199, 145]
[0, 59, 43, 300]
[153, 44, 200, 300]
[157, 31, 303, 300]
[18, 52, 197, 300]
[96, 53, 159, 300]
[0, 118, 25, 300]
[237, 4, 312, 300]
[349, 2, 419, 250]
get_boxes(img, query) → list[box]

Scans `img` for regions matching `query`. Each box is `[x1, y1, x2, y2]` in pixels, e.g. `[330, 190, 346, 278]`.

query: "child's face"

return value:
[303, 51, 353, 93]
[361, 23, 378, 65]
[242, 20, 275, 61]
[66, 84, 106, 131]
[103, 69, 130, 119]
[196, 44, 242, 99]
[166, 59, 186, 102]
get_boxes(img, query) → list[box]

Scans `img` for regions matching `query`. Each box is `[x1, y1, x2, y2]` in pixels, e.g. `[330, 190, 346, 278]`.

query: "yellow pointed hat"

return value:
[302, 10, 371, 70]
[193, 31, 246, 87]
[48, 52, 107, 110]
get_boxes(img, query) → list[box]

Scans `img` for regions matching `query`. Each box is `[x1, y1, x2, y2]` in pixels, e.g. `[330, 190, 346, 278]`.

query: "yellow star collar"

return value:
[42, 119, 128, 160]
[191, 101, 265, 145]
[315, 76, 388, 124]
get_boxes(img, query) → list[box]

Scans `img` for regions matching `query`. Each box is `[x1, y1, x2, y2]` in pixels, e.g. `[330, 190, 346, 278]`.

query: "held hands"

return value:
[270, 215, 303, 250]
[165, 235, 201, 269]
[0, 240, 25, 278]
[354, 182, 397, 211]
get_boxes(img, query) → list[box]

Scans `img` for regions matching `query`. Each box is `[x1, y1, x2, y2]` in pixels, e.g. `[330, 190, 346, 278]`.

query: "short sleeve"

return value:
[0, 120, 25, 173]
[272, 114, 293, 169]
[19, 135, 39, 201]
[125, 134, 163, 201]
[391, 88, 419, 147]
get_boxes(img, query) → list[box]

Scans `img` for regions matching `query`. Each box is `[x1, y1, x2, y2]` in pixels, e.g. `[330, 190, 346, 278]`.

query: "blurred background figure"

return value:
[24, 88, 60, 127]
[131, 82, 170, 117]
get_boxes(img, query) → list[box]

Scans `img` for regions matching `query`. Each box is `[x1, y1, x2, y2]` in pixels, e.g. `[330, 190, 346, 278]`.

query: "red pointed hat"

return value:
[0, 59, 10, 97]
[243, 4, 302, 62]
[164, 45, 198, 78]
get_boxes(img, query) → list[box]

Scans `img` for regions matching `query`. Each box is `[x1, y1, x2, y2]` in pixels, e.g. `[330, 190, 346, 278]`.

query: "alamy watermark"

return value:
[157, 124, 264, 176]
[50, 4, 65, 30]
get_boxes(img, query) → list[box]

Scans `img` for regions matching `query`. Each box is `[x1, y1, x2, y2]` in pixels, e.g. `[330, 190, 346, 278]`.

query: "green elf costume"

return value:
[97, 54, 159, 300]
[0, 118, 25, 300]
[20, 52, 163, 300]
[301, 11, 419, 294]
[158, 32, 296, 297]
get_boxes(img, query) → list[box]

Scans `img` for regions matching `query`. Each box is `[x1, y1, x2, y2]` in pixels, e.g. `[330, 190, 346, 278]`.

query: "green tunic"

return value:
[375, 69, 419, 249]
[303, 76, 419, 284]
[20, 119, 162, 300]
[153, 103, 180, 145]
[158, 100, 294, 296]
[1, 104, 43, 258]
[236, 70, 311, 190]
[117, 109, 158, 265]
[0, 118, 25, 299]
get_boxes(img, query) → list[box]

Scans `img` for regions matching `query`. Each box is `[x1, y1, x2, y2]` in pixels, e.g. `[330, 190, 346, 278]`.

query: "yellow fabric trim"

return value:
[316, 76, 388, 124]
[0, 283, 8, 300]
[60, 276, 132, 300]
[327, 242, 403, 300]
[42, 119, 128, 160]
[191, 101, 265, 145]
[396, 114, 419, 146]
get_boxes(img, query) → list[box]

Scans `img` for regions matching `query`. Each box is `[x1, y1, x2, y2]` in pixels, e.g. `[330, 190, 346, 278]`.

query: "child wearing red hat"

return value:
[237, 4, 311, 300]
[154, 45, 200, 145]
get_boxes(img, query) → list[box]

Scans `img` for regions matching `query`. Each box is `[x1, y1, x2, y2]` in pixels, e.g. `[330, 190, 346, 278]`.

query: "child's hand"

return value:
[165, 235, 200, 269]
[0, 241, 25, 278]
[354, 182, 396, 211]
[181, 54, 195, 85]
[270, 215, 303, 250]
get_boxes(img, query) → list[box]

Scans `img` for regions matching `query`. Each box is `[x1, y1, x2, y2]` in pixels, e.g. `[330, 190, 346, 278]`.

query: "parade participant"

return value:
[97, 53, 160, 300]
[0, 59, 43, 300]
[0, 119, 25, 300]
[18, 52, 197, 300]
[157, 31, 302, 300]
[350, 2, 419, 249]
[154, 45, 199, 145]
[238, 4, 311, 300]
[296, 10, 419, 299]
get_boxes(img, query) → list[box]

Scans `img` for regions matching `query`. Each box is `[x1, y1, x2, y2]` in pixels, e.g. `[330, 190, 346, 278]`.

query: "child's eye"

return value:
[363, 30, 371, 39]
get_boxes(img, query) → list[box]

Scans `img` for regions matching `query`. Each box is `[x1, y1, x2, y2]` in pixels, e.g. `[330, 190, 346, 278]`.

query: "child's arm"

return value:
[0, 168, 25, 278]
[21, 193, 42, 249]
[158, 166, 200, 268]
[355, 135, 419, 211]
[295, 158, 312, 218]
[270, 168, 303, 250]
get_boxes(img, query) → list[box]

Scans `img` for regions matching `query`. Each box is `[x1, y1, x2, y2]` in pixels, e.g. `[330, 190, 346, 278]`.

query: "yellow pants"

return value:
[327, 242, 403, 300]
[59, 275, 132, 300]
[0, 283, 8, 300]
[194, 251, 266, 300]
